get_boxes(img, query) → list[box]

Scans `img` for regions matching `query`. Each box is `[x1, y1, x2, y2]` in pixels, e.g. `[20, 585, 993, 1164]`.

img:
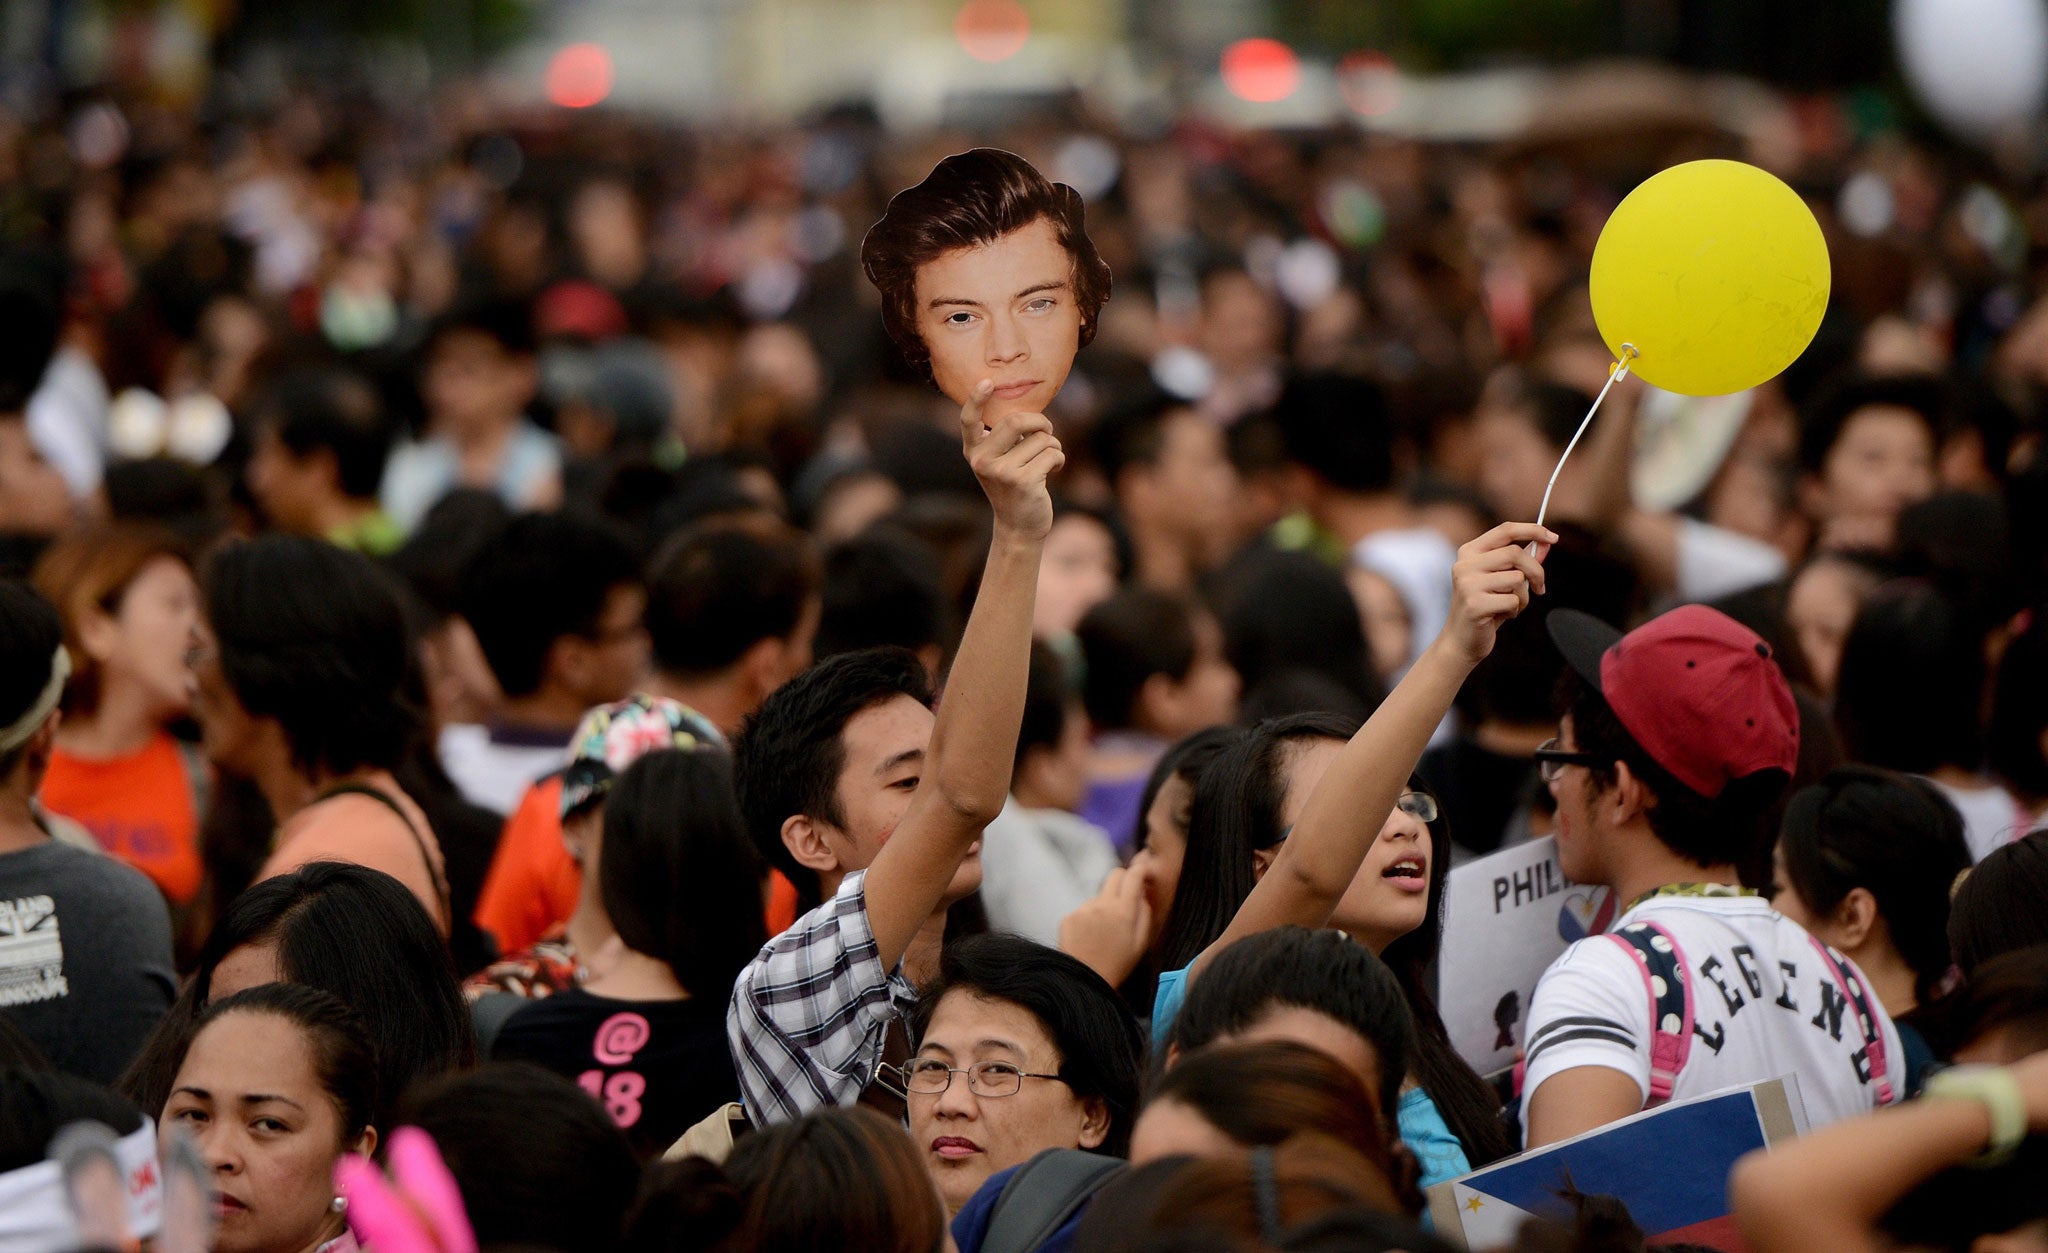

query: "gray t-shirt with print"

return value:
[0, 837, 176, 1084]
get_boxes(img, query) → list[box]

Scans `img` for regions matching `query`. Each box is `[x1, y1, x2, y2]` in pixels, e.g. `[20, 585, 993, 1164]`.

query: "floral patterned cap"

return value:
[558, 694, 724, 819]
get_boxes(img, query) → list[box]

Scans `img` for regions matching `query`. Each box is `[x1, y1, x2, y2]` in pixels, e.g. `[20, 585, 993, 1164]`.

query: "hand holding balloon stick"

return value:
[1533, 159, 1831, 545]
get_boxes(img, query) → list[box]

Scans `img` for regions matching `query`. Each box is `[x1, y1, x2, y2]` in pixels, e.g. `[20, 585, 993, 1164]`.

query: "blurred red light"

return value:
[1221, 38, 1300, 104]
[547, 43, 613, 109]
[956, 0, 1031, 63]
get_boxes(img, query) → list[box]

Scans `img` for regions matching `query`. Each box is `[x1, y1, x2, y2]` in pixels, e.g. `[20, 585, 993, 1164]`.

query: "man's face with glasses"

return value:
[901, 990, 1109, 1214]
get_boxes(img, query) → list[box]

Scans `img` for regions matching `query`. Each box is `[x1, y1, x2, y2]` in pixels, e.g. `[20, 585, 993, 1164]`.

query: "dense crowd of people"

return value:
[2, 61, 2047, 1253]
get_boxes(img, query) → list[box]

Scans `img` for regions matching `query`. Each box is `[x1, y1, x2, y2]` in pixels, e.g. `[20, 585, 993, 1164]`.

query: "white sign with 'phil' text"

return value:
[1439, 836, 1613, 1078]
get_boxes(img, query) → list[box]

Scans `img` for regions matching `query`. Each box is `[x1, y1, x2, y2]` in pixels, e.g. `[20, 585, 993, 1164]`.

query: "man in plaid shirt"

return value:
[726, 379, 1068, 1126]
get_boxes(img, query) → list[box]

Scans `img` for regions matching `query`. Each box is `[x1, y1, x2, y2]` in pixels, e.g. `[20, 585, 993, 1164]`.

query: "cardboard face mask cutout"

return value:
[861, 148, 1112, 423]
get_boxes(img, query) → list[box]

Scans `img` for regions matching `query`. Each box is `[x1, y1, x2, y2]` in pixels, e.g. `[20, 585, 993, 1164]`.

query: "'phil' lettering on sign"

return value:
[1493, 857, 1567, 913]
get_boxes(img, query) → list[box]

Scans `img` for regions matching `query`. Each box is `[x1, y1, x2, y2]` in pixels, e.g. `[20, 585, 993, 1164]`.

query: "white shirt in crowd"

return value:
[978, 798, 1120, 949]
[1928, 776, 2032, 863]
[438, 723, 567, 817]
[1523, 893, 1903, 1146]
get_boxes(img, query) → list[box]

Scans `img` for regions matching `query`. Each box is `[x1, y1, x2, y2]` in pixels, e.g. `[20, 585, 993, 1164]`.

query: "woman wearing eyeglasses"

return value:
[1146, 718, 1508, 1186]
[1141, 522, 1554, 1186]
[895, 932, 1144, 1217]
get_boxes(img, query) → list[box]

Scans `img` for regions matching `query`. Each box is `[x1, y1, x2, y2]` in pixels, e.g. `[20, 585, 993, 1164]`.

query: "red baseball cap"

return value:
[1547, 604, 1799, 798]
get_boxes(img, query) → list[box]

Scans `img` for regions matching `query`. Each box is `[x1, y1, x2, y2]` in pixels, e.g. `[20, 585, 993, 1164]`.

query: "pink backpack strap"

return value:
[1603, 921, 1693, 1107]
[1807, 937, 1895, 1105]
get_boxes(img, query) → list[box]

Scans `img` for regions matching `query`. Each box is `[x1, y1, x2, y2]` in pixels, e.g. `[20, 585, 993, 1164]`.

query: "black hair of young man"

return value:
[646, 523, 818, 678]
[1270, 373, 1397, 494]
[813, 530, 946, 663]
[457, 510, 641, 699]
[259, 367, 397, 501]
[1073, 588, 1200, 732]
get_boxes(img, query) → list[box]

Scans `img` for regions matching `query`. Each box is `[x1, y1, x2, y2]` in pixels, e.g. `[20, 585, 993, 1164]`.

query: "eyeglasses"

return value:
[1277, 790, 1439, 844]
[1533, 737, 1609, 784]
[1396, 791, 1439, 823]
[891, 1059, 1066, 1098]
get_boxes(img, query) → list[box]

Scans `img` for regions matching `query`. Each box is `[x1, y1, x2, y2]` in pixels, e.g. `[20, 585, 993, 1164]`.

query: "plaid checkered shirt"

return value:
[725, 867, 918, 1124]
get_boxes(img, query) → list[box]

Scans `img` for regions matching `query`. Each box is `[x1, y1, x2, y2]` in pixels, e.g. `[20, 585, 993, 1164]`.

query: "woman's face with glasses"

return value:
[903, 989, 1109, 1214]
[1328, 789, 1439, 955]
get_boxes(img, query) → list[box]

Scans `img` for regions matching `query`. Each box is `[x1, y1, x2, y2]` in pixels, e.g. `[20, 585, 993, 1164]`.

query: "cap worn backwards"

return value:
[1547, 603, 1798, 799]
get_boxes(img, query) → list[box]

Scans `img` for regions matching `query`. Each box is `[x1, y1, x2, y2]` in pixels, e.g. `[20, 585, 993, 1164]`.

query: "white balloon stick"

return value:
[1532, 343, 1638, 544]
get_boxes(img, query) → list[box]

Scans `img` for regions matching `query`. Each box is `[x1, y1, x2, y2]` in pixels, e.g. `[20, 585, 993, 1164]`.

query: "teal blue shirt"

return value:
[1398, 1086, 1472, 1189]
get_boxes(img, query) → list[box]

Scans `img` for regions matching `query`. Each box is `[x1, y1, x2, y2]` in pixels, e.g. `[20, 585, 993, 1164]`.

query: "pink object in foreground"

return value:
[335, 1127, 478, 1253]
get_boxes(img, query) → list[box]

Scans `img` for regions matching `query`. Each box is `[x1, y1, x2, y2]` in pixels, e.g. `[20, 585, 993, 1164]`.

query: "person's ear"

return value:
[1163, 1042, 1183, 1071]
[780, 814, 841, 876]
[1250, 843, 1280, 880]
[354, 1125, 379, 1162]
[1609, 761, 1652, 826]
[77, 603, 121, 664]
[1834, 887, 1881, 950]
[1076, 1097, 1111, 1150]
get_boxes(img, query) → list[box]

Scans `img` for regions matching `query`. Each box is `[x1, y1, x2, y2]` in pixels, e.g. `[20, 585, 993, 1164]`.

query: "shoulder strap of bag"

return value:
[980, 1149, 1125, 1253]
[1603, 919, 1693, 1108]
[316, 782, 452, 927]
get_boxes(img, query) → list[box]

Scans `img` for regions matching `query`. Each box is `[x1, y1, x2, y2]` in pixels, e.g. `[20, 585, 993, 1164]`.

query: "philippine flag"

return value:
[1429, 1080, 1804, 1251]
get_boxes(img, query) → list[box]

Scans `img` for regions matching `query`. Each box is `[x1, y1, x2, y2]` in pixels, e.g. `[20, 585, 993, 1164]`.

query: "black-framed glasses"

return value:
[1277, 790, 1438, 844]
[890, 1058, 1066, 1098]
[1395, 791, 1439, 823]
[1533, 737, 1609, 784]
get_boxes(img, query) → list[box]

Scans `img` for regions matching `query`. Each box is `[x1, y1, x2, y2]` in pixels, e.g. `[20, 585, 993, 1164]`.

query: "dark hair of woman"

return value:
[623, 1106, 946, 1253]
[120, 861, 476, 1127]
[203, 535, 419, 775]
[1158, 713, 1361, 972]
[1168, 928, 1413, 1124]
[1777, 766, 1972, 1005]
[860, 148, 1111, 376]
[402, 1063, 640, 1253]
[1987, 606, 2048, 806]
[1147, 1041, 1393, 1174]
[1217, 552, 1384, 718]
[1120, 726, 1244, 1015]
[1950, 832, 2048, 977]
[600, 748, 767, 996]
[910, 933, 1146, 1158]
[1834, 579, 1986, 775]
[191, 983, 379, 1147]
[1949, 944, 2048, 1059]
[1072, 1133, 1404, 1252]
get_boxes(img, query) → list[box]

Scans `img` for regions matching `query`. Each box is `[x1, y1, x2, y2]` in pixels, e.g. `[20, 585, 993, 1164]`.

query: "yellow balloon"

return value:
[1589, 160, 1830, 397]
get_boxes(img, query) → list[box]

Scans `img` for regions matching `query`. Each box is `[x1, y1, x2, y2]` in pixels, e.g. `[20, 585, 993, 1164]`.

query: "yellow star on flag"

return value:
[1465, 1196, 1485, 1213]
